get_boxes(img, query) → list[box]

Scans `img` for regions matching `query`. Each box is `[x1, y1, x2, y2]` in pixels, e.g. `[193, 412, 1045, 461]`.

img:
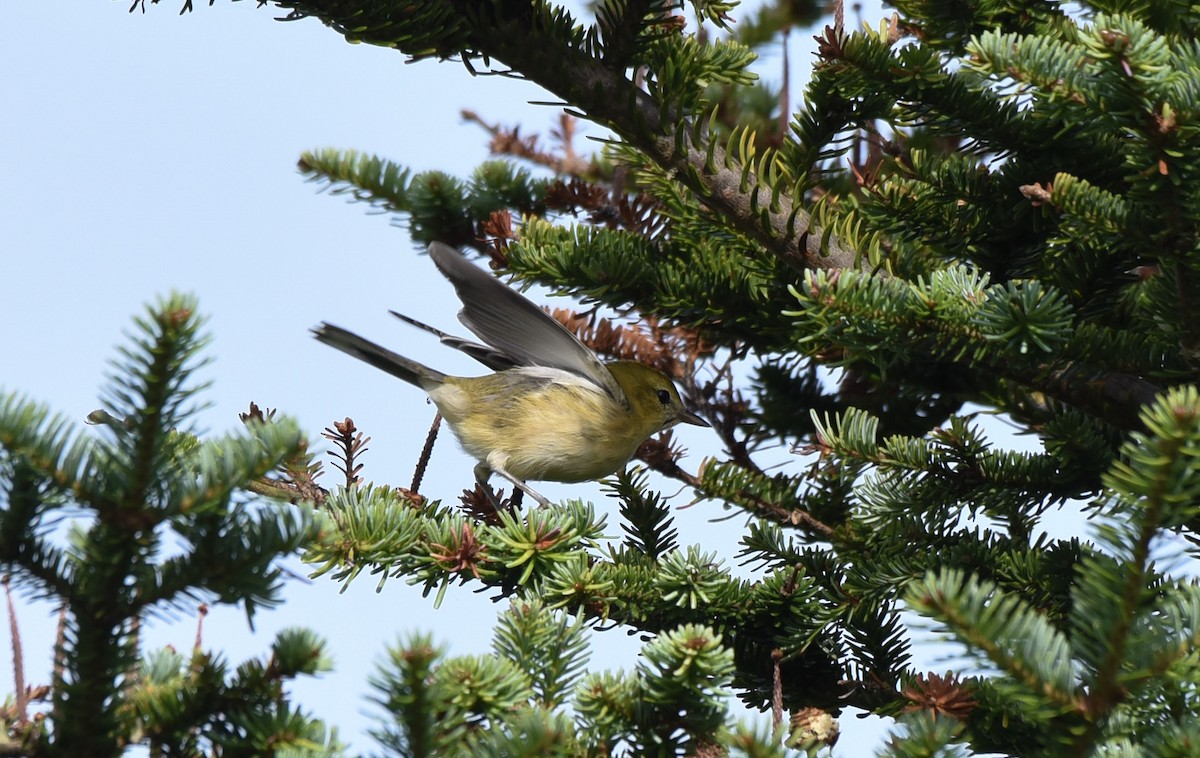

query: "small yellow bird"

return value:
[312, 242, 708, 505]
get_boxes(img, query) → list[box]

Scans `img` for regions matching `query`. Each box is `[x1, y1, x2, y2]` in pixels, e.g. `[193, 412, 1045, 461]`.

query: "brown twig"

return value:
[542, 178, 671, 239]
[771, 647, 784, 730]
[635, 432, 701, 487]
[461, 110, 592, 176]
[3, 577, 25, 726]
[412, 413, 442, 495]
[458, 482, 520, 524]
[193, 604, 208, 651]
[52, 606, 66, 684]
[322, 417, 369, 489]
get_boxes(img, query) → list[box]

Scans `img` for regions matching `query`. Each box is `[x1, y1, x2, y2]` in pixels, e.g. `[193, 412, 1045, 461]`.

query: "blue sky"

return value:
[0, 1, 915, 753]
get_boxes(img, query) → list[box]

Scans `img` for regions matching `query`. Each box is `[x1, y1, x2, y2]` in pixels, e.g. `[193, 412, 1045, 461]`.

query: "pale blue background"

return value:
[0, 1, 928, 753]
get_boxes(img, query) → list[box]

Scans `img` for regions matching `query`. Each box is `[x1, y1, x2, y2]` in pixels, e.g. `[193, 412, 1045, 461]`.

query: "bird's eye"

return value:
[656, 389, 672, 406]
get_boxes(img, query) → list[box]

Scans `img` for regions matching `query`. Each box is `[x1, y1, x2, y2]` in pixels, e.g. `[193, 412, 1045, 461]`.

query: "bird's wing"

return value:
[427, 241, 626, 404]
[389, 310, 517, 372]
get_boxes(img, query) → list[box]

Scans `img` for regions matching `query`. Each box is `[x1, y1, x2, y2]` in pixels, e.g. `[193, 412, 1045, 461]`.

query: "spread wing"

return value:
[389, 310, 516, 372]
[427, 241, 626, 404]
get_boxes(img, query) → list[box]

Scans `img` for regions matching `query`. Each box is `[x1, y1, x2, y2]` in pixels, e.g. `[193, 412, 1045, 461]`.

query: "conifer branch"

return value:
[271, 0, 861, 273]
[0, 297, 330, 754]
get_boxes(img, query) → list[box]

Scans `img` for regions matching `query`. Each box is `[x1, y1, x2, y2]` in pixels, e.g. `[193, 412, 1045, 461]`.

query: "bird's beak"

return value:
[678, 410, 709, 427]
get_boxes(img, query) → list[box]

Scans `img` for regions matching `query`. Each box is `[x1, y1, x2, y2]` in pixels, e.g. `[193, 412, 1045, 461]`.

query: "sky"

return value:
[0, 0, 932, 753]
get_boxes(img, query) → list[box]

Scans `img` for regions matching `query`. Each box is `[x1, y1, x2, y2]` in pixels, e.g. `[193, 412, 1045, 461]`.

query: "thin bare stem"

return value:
[3, 578, 25, 725]
[412, 413, 442, 494]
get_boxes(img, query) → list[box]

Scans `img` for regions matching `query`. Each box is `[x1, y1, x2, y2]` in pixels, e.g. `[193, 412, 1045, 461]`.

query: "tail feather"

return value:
[312, 323, 446, 389]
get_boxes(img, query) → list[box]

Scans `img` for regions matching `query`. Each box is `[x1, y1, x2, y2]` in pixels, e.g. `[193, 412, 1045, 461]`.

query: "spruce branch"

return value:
[793, 268, 1164, 431]
[0, 296, 328, 754]
[492, 599, 590, 708]
[1068, 386, 1200, 751]
[906, 569, 1077, 714]
[697, 460, 835, 538]
[270, 0, 863, 273]
[240, 402, 328, 505]
[0, 455, 74, 604]
[298, 148, 415, 215]
[606, 467, 680, 560]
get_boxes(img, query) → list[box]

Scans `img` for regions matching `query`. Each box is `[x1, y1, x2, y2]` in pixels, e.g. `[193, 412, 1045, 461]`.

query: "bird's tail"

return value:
[312, 323, 446, 389]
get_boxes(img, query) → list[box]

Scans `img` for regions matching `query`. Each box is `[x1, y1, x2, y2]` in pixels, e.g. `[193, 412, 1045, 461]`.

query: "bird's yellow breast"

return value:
[429, 370, 653, 483]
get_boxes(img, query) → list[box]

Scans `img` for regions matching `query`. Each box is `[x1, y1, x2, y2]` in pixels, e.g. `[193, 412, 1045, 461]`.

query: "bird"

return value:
[312, 241, 708, 506]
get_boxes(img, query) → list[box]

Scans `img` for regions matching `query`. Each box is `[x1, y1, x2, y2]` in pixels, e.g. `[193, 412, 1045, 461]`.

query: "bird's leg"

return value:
[476, 461, 552, 507]
[473, 462, 503, 508]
